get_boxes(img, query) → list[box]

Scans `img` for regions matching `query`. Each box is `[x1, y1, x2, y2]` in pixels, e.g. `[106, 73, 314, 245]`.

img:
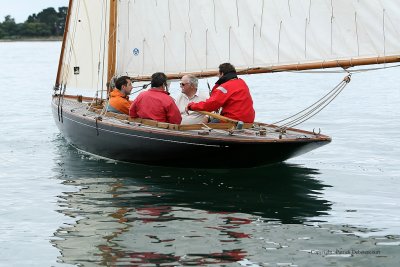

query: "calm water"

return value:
[0, 42, 399, 266]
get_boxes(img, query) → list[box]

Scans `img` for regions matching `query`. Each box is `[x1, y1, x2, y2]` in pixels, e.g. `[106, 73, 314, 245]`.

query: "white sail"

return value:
[115, 0, 400, 78]
[59, 0, 110, 92]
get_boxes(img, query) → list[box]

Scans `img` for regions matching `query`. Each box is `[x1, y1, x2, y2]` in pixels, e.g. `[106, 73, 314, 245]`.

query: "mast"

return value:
[107, 0, 117, 86]
[55, 0, 73, 88]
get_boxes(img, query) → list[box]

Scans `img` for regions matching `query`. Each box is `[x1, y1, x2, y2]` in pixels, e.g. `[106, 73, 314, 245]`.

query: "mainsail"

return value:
[116, 0, 400, 80]
[57, 0, 400, 90]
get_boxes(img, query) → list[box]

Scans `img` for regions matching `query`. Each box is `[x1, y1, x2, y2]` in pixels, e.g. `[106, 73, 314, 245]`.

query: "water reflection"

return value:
[52, 140, 332, 266]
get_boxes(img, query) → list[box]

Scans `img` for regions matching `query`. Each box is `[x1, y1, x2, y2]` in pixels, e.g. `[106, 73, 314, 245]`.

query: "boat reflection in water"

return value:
[52, 141, 331, 266]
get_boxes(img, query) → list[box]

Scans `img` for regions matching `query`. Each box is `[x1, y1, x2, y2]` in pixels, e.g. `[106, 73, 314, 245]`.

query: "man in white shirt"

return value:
[175, 74, 209, 124]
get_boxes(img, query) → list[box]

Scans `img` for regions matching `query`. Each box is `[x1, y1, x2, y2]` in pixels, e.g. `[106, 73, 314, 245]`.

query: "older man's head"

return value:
[180, 74, 198, 98]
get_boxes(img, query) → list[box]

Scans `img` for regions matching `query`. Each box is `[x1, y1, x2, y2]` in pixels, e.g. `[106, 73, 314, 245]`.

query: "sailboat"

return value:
[52, 0, 400, 168]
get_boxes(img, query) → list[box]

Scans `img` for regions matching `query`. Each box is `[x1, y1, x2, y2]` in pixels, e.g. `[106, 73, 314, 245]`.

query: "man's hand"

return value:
[202, 115, 209, 124]
[185, 103, 193, 115]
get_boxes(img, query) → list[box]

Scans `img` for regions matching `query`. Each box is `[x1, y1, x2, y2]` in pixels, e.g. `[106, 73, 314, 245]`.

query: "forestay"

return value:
[58, 0, 110, 92]
[116, 0, 400, 79]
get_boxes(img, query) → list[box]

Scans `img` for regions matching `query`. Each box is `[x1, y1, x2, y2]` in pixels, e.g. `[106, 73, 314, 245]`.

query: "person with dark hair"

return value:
[129, 72, 182, 124]
[150, 72, 168, 87]
[186, 63, 255, 123]
[107, 76, 133, 114]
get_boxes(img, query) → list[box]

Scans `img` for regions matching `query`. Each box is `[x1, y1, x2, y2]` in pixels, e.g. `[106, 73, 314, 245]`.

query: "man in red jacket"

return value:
[186, 63, 255, 123]
[129, 72, 182, 124]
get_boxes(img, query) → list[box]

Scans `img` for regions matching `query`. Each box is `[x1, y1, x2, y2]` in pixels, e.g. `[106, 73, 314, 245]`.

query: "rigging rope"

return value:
[286, 63, 400, 74]
[265, 63, 400, 129]
[97, 79, 151, 116]
[99, 0, 108, 103]
[61, 0, 81, 87]
[131, 83, 150, 95]
[273, 74, 351, 130]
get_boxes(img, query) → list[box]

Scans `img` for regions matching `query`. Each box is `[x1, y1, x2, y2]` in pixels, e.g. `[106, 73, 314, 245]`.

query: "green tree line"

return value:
[0, 7, 67, 39]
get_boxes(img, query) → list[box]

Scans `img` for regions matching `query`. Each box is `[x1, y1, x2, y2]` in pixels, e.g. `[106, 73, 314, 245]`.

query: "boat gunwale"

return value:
[52, 95, 331, 144]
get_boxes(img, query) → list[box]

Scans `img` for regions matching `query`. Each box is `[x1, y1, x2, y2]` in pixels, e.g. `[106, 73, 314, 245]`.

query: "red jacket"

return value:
[129, 88, 182, 124]
[188, 78, 255, 123]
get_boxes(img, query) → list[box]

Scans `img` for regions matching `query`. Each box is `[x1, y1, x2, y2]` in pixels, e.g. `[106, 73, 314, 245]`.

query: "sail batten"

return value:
[115, 0, 400, 78]
[58, 0, 400, 90]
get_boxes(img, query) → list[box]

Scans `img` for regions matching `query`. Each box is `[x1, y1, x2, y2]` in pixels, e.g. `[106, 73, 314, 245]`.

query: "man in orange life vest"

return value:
[186, 63, 255, 123]
[108, 76, 133, 114]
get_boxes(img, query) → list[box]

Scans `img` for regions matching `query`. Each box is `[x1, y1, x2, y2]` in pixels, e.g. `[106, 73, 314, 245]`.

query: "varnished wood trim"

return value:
[129, 55, 400, 81]
[53, 98, 331, 143]
[107, 0, 117, 85]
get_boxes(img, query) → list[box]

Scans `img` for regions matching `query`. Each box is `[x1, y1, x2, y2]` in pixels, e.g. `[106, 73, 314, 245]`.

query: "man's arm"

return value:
[129, 99, 138, 118]
[187, 87, 228, 112]
[167, 101, 182, 124]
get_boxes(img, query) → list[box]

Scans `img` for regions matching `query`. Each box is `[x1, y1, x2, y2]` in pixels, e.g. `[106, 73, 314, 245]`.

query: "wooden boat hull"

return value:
[52, 98, 330, 168]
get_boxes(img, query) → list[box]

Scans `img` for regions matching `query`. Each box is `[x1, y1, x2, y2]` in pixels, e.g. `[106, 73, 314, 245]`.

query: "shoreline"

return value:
[0, 37, 62, 42]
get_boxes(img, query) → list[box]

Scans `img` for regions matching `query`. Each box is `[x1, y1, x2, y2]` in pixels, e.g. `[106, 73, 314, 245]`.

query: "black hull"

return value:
[52, 101, 330, 168]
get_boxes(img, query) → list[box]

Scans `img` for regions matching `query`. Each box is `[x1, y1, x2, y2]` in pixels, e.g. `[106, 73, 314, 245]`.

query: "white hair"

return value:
[186, 74, 198, 88]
